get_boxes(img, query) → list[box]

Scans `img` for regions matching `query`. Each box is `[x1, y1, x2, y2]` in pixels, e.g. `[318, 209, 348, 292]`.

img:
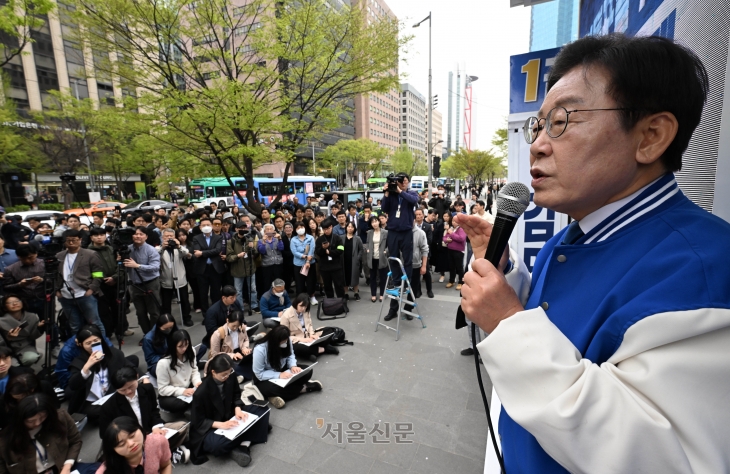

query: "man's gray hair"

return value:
[272, 278, 285, 288]
[263, 223, 275, 232]
[162, 228, 176, 235]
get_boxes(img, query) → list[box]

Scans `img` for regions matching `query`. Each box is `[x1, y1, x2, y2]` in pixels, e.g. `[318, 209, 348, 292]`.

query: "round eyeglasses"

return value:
[523, 107, 634, 144]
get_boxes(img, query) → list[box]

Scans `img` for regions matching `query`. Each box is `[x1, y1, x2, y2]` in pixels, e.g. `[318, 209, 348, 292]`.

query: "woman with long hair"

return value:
[343, 222, 363, 301]
[98, 416, 169, 474]
[252, 325, 321, 409]
[365, 216, 389, 302]
[207, 310, 252, 380]
[189, 354, 270, 466]
[156, 330, 202, 416]
[279, 294, 338, 360]
[0, 393, 97, 474]
[67, 325, 138, 419]
[142, 314, 178, 378]
[0, 294, 43, 366]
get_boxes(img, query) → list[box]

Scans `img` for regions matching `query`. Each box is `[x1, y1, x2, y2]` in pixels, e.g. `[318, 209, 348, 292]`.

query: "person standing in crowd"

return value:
[358, 205, 372, 243]
[202, 286, 243, 347]
[97, 416, 171, 474]
[442, 212, 466, 290]
[87, 228, 121, 337]
[177, 229, 202, 314]
[429, 209, 448, 283]
[142, 314, 178, 379]
[158, 229, 193, 327]
[256, 224, 284, 293]
[365, 215, 388, 303]
[189, 354, 270, 466]
[332, 211, 348, 236]
[0, 235, 18, 273]
[0, 393, 96, 474]
[428, 187, 452, 217]
[414, 209, 434, 298]
[156, 329, 202, 416]
[125, 227, 161, 339]
[56, 229, 107, 338]
[403, 222, 429, 318]
[2, 244, 45, 316]
[315, 219, 345, 299]
[280, 222, 295, 294]
[227, 221, 259, 313]
[343, 222, 362, 301]
[473, 200, 495, 224]
[279, 294, 338, 360]
[211, 217, 233, 288]
[192, 217, 225, 313]
[252, 325, 321, 409]
[290, 221, 318, 306]
[0, 295, 43, 366]
[66, 325, 138, 420]
[66, 216, 90, 248]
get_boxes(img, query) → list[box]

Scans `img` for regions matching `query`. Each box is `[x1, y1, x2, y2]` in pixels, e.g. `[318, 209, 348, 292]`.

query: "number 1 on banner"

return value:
[521, 58, 541, 103]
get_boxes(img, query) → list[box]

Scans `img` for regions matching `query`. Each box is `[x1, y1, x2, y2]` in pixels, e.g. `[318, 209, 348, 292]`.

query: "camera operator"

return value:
[381, 173, 419, 321]
[88, 227, 121, 337]
[125, 227, 161, 337]
[2, 244, 46, 317]
[227, 222, 260, 313]
[428, 187, 452, 217]
[158, 228, 193, 327]
[55, 229, 107, 338]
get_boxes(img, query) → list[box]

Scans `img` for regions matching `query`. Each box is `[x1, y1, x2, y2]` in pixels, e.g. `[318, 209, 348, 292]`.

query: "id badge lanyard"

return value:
[34, 439, 51, 470]
[395, 195, 403, 219]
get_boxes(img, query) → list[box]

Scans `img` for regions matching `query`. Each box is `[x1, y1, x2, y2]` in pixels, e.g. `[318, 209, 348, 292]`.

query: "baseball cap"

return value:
[223, 212, 233, 220]
[319, 194, 325, 199]
[307, 193, 315, 198]
[153, 205, 162, 210]
[235, 221, 247, 229]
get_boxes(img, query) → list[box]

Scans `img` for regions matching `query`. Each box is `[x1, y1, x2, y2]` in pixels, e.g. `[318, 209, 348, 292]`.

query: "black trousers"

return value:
[320, 268, 345, 298]
[254, 370, 312, 401]
[161, 286, 191, 322]
[294, 264, 317, 297]
[159, 395, 190, 414]
[259, 264, 283, 295]
[385, 229, 413, 281]
[447, 249, 465, 284]
[293, 342, 319, 360]
[201, 405, 270, 457]
[369, 263, 388, 297]
[282, 261, 295, 293]
[96, 284, 121, 336]
[198, 265, 222, 313]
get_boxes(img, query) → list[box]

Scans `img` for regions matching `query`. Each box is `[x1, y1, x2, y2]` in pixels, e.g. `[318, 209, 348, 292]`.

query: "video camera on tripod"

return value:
[111, 227, 135, 260]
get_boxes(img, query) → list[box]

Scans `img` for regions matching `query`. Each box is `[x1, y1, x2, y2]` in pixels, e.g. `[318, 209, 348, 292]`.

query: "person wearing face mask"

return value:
[142, 314, 178, 379]
[157, 228, 193, 327]
[279, 294, 339, 360]
[202, 286, 243, 347]
[206, 311, 252, 381]
[290, 221, 318, 306]
[252, 325, 321, 409]
[189, 354, 270, 466]
[280, 222, 295, 294]
[258, 280, 291, 329]
[192, 218, 226, 314]
[256, 224, 284, 296]
[226, 222, 260, 313]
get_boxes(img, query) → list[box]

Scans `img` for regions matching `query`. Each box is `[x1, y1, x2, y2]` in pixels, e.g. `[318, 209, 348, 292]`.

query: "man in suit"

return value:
[414, 209, 434, 298]
[358, 205, 373, 244]
[203, 285, 244, 346]
[100, 367, 190, 458]
[193, 217, 226, 313]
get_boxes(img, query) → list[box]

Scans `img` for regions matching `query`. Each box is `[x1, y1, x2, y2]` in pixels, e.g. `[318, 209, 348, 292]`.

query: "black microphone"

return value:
[455, 182, 530, 330]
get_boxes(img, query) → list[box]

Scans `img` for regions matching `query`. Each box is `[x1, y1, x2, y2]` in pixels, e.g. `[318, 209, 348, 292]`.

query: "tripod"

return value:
[39, 260, 60, 380]
[114, 256, 129, 349]
[166, 246, 185, 322]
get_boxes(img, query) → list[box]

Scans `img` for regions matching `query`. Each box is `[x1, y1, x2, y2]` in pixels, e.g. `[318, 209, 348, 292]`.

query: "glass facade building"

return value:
[529, 0, 580, 51]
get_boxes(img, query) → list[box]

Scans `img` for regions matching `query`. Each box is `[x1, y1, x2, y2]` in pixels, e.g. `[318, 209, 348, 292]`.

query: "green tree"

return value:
[0, 105, 48, 207]
[441, 149, 501, 187]
[391, 145, 426, 177]
[319, 138, 389, 184]
[68, 0, 408, 215]
[0, 0, 55, 71]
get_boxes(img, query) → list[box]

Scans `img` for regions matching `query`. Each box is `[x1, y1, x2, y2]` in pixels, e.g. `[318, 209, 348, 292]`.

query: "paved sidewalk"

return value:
[66, 278, 491, 474]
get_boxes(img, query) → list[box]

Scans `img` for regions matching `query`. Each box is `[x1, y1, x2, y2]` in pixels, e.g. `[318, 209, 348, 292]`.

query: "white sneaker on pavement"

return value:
[310, 296, 319, 305]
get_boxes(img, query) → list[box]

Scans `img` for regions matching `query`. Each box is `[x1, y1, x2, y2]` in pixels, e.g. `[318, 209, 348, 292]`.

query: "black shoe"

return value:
[323, 344, 339, 355]
[344, 294, 349, 301]
[308, 355, 318, 363]
[405, 315, 414, 320]
[384, 313, 396, 321]
[268, 424, 273, 433]
[354, 293, 360, 301]
[427, 290, 434, 298]
[306, 380, 323, 392]
[183, 318, 194, 327]
[230, 446, 251, 467]
[460, 348, 474, 356]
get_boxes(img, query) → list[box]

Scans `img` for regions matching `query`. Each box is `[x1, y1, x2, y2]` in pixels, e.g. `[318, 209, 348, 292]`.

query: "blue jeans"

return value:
[59, 294, 107, 339]
[234, 276, 258, 310]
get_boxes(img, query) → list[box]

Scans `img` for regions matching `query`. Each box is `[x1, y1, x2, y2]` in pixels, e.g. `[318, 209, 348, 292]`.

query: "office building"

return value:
[400, 83, 427, 157]
[529, 0, 579, 51]
[426, 108, 443, 158]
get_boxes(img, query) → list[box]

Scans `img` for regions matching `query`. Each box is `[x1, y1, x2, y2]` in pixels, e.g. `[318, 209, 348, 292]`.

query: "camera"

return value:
[111, 227, 135, 260]
[386, 174, 400, 193]
[35, 234, 63, 273]
[166, 239, 179, 250]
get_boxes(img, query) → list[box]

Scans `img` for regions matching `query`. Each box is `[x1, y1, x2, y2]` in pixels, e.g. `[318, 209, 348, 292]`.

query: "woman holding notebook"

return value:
[279, 294, 339, 360]
[252, 325, 322, 409]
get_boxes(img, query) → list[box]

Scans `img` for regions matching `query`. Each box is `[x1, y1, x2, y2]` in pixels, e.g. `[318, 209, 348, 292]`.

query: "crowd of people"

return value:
[0, 177, 501, 471]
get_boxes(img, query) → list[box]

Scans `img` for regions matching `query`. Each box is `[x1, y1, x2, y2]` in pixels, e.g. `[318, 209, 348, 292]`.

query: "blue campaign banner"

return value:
[509, 47, 562, 115]
[580, 0, 675, 39]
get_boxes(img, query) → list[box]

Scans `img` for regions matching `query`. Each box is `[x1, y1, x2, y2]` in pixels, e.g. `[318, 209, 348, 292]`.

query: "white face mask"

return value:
[296, 228, 306, 236]
[201, 226, 212, 234]
[274, 291, 284, 297]
[279, 342, 288, 348]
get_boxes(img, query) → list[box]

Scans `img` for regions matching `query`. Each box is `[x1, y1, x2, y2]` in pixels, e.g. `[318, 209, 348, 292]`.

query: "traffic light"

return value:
[433, 155, 441, 178]
[432, 94, 438, 110]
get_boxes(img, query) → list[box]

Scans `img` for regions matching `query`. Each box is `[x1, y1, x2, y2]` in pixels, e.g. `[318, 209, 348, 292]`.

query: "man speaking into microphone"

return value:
[456, 34, 730, 474]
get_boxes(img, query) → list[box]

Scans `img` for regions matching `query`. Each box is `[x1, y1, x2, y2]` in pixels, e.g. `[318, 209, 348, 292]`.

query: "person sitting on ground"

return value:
[142, 314, 178, 379]
[54, 334, 114, 390]
[0, 393, 98, 474]
[202, 286, 243, 347]
[0, 294, 43, 367]
[252, 325, 322, 409]
[97, 416, 170, 474]
[279, 294, 339, 360]
[189, 354, 271, 466]
[258, 279, 291, 328]
[98, 367, 190, 463]
[207, 310, 252, 381]
[156, 330, 202, 417]
[66, 325, 139, 420]
[2, 372, 60, 423]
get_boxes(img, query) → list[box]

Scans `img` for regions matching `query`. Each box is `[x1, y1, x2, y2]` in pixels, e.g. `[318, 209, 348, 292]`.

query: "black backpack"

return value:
[316, 297, 348, 320]
[318, 326, 353, 346]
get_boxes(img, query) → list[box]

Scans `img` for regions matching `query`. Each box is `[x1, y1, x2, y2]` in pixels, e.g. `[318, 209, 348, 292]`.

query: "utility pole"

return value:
[71, 79, 95, 193]
[414, 12, 433, 192]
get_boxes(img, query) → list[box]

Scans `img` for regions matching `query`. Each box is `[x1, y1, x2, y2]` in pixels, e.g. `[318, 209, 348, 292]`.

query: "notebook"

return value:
[213, 409, 270, 440]
[269, 362, 317, 387]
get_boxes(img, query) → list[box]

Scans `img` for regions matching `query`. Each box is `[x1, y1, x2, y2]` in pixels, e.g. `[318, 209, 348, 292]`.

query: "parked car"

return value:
[121, 200, 178, 215]
[5, 210, 66, 230]
[64, 201, 126, 217]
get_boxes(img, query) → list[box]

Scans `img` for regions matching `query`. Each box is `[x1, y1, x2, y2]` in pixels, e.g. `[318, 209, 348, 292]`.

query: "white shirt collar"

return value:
[577, 176, 662, 235]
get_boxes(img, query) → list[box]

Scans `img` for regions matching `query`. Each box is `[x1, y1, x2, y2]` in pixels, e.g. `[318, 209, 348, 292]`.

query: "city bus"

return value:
[188, 176, 336, 208]
[366, 177, 386, 190]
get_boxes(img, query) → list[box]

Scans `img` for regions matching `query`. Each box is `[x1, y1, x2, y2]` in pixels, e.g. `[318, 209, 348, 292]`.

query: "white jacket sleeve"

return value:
[156, 358, 185, 398]
[478, 306, 730, 473]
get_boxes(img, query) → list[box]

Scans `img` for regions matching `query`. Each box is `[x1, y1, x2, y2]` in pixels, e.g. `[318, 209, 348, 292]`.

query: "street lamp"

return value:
[70, 78, 96, 193]
[413, 12, 433, 192]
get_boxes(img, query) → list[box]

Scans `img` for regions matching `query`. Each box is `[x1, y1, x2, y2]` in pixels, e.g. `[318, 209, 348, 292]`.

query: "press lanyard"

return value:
[66, 253, 76, 277]
[396, 195, 403, 218]
[34, 439, 49, 467]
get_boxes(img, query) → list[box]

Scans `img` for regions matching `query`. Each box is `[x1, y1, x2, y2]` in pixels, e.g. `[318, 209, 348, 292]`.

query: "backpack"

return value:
[317, 326, 353, 346]
[316, 297, 348, 320]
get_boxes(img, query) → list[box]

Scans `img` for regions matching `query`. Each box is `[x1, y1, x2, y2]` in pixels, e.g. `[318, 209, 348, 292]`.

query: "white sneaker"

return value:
[310, 296, 319, 305]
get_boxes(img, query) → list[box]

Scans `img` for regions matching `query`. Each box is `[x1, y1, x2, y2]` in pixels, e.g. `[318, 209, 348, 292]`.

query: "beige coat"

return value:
[209, 325, 249, 358]
[280, 306, 322, 343]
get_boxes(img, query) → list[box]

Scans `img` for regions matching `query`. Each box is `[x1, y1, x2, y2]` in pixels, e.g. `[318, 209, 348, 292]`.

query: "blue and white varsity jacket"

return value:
[478, 174, 730, 473]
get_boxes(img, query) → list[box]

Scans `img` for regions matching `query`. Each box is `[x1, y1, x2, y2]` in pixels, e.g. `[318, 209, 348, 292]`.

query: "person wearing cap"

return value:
[315, 218, 345, 298]
[154, 205, 167, 217]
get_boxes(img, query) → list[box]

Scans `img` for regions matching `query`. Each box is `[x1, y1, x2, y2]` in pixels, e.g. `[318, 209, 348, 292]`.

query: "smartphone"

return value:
[18, 320, 29, 329]
[91, 342, 104, 359]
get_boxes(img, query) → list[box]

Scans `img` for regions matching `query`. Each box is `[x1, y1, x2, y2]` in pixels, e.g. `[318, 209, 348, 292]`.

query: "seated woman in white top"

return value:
[207, 311, 252, 381]
[279, 294, 339, 360]
[156, 330, 202, 416]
